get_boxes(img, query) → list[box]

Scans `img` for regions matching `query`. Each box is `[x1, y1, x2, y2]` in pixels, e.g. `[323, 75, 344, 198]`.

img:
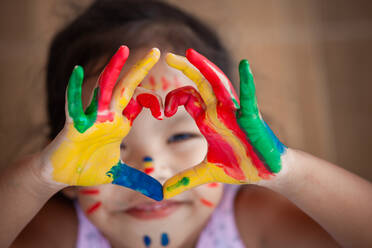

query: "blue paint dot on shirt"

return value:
[143, 235, 151, 247]
[161, 233, 169, 246]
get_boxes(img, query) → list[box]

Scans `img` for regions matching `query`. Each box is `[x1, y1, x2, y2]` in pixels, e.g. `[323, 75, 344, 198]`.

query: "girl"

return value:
[1, 1, 372, 247]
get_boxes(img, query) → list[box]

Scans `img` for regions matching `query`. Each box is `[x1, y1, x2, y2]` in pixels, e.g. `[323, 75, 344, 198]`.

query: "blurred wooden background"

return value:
[0, 0, 371, 181]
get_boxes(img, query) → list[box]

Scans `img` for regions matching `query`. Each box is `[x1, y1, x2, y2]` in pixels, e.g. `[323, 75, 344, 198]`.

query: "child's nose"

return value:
[141, 155, 173, 184]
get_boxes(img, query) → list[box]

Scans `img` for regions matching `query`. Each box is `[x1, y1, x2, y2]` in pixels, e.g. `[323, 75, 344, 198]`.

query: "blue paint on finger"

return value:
[106, 161, 163, 201]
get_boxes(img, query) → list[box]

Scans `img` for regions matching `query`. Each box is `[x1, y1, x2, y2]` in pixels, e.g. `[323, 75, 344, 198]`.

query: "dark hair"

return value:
[46, 0, 233, 139]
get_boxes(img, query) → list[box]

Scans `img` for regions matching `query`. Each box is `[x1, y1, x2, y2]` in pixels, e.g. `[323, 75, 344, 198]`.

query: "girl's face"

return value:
[75, 49, 223, 248]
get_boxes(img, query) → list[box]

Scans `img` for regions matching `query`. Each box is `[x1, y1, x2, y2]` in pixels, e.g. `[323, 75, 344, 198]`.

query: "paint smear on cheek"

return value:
[200, 198, 214, 208]
[80, 189, 100, 195]
[207, 182, 219, 188]
[86, 201, 102, 215]
[161, 233, 169, 246]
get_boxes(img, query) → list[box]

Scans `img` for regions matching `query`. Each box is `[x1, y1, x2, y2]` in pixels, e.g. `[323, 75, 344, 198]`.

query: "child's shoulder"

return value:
[234, 185, 339, 247]
[11, 195, 77, 248]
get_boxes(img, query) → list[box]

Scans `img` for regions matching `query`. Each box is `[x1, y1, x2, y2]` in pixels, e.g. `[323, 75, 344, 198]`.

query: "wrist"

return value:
[256, 147, 296, 192]
[21, 153, 65, 198]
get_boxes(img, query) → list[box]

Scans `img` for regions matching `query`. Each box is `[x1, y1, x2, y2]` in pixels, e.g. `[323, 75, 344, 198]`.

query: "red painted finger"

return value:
[165, 86, 206, 121]
[123, 88, 163, 123]
[186, 49, 240, 110]
[97, 45, 129, 122]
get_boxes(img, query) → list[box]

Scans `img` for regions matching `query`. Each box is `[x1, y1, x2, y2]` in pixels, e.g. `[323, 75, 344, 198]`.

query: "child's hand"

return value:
[163, 49, 286, 198]
[41, 46, 163, 201]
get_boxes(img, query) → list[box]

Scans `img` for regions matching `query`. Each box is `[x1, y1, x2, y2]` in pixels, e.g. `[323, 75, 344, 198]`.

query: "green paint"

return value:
[166, 177, 190, 192]
[67, 66, 98, 133]
[232, 97, 240, 110]
[237, 60, 283, 173]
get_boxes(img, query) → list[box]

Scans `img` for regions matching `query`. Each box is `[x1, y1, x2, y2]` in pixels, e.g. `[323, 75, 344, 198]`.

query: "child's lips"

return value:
[124, 200, 188, 220]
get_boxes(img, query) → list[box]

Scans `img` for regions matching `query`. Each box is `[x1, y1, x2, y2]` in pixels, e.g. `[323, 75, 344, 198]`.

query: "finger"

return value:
[163, 162, 215, 199]
[164, 86, 206, 120]
[123, 87, 164, 123]
[112, 48, 160, 113]
[186, 49, 240, 110]
[84, 87, 99, 116]
[238, 59, 259, 116]
[165, 52, 216, 106]
[97, 45, 129, 122]
[107, 161, 163, 201]
[67, 66, 93, 133]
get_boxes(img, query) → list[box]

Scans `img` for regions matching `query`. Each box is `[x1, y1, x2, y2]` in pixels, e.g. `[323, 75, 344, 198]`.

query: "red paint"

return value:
[165, 86, 206, 120]
[123, 98, 142, 124]
[165, 86, 246, 181]
[161, 76, 170, 91]
[144, 167, 154, 174]
[200, 198, 214, 207]
[123, 93, 163, 123]
[149, 75, 156, 90]
[186, 49, 273, 179]
[86, 201, 102, 215]
[217, 104, 272, 179]
[186, 49, 239, 109]
[97, 46, 129, 122]
[207, 182, 219, 188]
[137, 93, 162, 120]
[80, 189, 100, 195]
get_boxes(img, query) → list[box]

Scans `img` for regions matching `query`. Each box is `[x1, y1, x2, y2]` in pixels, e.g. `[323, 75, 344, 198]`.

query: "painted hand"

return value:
[163, 49, 286, 198]
[42, 46, 163, 201]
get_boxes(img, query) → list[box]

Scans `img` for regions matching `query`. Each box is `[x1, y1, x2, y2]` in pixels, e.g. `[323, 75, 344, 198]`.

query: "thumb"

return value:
[163, 161, 215, 199]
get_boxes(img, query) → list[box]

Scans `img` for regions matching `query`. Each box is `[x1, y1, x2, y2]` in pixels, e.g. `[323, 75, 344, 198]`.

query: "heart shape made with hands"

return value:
[161, 49, 285, 199]
[47, 46, 285, 202]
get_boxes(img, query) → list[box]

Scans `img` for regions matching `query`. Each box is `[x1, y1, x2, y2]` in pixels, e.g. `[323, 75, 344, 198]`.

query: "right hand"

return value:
[163, 49, 286, 199]
[40, 46, 163, 201]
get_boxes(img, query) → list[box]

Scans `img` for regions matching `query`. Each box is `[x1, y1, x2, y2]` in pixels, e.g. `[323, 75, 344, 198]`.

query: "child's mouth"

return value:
[125, 200, 187, 220]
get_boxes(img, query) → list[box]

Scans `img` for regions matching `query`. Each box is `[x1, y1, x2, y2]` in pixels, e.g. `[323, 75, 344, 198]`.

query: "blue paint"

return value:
[143, 235, 151, 247]
[106, 161, 163, 201]
[161, 233, 169, 246]
[143, 156, 153, 162]
[263, 121, 286, 154]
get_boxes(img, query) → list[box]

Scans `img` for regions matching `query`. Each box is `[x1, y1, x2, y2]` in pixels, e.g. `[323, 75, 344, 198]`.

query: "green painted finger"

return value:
[67, 66, 96, 133]
[239, 60, 259, 116]
[84, 87, 99, 121]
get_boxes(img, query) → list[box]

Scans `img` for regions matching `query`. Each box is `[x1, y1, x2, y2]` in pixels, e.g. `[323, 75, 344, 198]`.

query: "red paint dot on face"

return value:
[144, 167, 154, 174]
[80, 189, 100, 195]
[200, 198, 214, 208]
[149, 75, 156, 90]
[86, 201, 102, 215]
[161, 76, 170, 91]
[207, 182, 219, 188]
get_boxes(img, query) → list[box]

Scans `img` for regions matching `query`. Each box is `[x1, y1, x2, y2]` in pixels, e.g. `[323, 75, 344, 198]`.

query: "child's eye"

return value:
[167, 133, 199, 144]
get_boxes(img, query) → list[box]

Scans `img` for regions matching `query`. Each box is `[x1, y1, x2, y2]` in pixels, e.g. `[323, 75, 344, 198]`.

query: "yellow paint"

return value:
[51, 115, 130, 185]
[143, 161, 153, 169]
[50, 48, 160, 186]
[164, 53, 261, 199]
[112, 48, 160, 113]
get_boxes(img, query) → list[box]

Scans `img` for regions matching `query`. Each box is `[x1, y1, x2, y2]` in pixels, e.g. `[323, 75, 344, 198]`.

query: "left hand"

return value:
[163, 49, 286, 198]
[42, 47, 164, 201]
